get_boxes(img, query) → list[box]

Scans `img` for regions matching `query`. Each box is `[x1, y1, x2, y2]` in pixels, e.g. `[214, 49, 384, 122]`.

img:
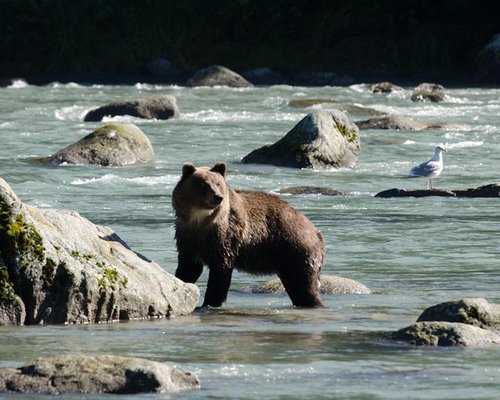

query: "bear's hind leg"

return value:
[278, 269, 323, 308]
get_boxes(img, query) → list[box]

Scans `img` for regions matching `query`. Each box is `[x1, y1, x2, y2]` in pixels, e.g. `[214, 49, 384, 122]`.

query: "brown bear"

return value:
[172, 162, 324, 308]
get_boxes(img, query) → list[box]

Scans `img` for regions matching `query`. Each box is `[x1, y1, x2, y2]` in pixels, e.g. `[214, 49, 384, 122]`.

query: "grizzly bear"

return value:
[172, 162, 324, 308]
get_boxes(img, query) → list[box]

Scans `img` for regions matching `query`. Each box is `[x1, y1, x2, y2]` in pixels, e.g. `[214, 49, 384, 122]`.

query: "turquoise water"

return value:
[0, 80, 499, 399]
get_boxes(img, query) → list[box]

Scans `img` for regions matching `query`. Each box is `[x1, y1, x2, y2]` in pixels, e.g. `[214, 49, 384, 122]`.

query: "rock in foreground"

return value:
[242, 109, 360, 169]
[0, 178, 199, 325]
[84, 95, 179, 121]
[253, 275, 371, 296]
[0, 355, 200, 394]
[49, 123, 155, 166]
[391, 298, 500, 346]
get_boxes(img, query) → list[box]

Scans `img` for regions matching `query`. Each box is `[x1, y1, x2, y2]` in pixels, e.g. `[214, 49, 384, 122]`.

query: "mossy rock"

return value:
[242, 109, 360, 169]
[49, 123, 155, 166]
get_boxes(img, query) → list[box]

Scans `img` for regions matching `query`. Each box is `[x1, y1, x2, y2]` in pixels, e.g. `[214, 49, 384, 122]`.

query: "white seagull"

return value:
[407, 145, 446, 189]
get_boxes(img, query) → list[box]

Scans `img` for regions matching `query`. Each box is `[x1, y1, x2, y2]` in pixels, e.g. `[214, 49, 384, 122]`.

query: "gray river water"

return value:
[0, 80, 499, 399]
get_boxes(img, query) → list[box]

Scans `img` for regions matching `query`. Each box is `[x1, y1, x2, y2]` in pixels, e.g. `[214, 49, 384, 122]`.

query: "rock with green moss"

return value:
[242, 109, 360, 169]
[84, 95, 179, 121]
[0, 178, 199, 325]
[391, 298, 500, 346]
[49, 123, 155, 166]
[0, 355, 200, 394]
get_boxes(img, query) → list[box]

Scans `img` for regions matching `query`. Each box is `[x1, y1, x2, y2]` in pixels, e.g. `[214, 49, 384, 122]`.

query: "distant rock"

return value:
[242, 109, 360, 169]
[474, 34, 500, 83]
[0, 355, 200, 394]
[145, 57, 183, 76]
[0, 178, 199, 325]
[411, 82, 447, 102]
[242, 67, 286, 85]
[49, 123, 155, 166]
[186, 65, 253, 88]
[391, 298, 500, 346]
[369, 81, 404, 93]
[289, 98, 383, 117]
[84, 95, 179, 121]
[289, 71, 354, 86]
[356, 115, 432, 131]
[375, 184, 500, 198]
[278, 186, 346, 196]
[253, 275, 371, 296]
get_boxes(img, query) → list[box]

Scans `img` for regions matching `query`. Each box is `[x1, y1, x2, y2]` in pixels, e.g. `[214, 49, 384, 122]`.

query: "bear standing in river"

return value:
[172, 162, 324, 308]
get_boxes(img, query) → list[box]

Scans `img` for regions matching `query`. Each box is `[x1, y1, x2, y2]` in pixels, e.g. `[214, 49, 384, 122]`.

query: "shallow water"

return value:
[0, 81, 499, 399]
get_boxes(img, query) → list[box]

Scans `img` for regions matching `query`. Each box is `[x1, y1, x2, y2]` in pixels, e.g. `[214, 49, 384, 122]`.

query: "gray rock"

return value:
[84, 95, 179, 121]
[0, 178, 199, 325]
[49, 123, 155, 166]
[253, 275, 371, 296]
[411, 82, 447, 102]
[369, 81, 404, 93]
[0, 355, 200, 394]
[375, 184, 500, 198]
[288, 98, 383, 117]
[242, 109, 360, 169]
[356, 115, 432, 131]
[186, 65, 253, 88]
[392, 321, 500, 346]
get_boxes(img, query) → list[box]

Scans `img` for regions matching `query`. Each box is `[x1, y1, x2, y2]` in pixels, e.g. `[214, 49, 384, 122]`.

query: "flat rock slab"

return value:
[253, 275, 371, 296]
[0, 355, 199, 394]
[375, 184, 500, 198]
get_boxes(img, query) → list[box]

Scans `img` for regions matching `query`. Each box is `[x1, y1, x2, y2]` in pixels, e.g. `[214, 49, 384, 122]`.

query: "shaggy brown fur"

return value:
[172, 162, 324, 308]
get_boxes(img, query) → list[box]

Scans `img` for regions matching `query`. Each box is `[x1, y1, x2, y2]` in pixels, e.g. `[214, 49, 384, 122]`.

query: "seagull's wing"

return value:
[409, 160, 441, 177]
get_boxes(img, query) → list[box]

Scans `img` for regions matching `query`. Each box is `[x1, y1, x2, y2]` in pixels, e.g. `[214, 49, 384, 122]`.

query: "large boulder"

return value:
[410, 82, 447, 102]
[84, 95, 179, 121]
[0, 178, 199, 325]
[474, 34, 500, 83]
[186, 65, 253, 88]
[242, 109, 360, 169]
[391, 298, 500, 346]
[0, 355, 200, 394]
[253, 275, 371, 296]
[49, 123, 155, 166]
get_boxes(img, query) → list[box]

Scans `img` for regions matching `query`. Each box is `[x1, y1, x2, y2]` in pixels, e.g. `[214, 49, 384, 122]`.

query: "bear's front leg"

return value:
[175, 252, 204, 284]
[202, 266, 233, 307]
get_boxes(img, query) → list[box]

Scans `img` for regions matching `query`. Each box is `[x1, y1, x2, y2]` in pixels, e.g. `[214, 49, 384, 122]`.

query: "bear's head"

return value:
[172, 162, 229, 223]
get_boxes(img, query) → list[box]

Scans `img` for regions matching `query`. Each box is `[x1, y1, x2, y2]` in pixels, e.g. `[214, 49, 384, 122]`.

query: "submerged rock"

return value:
[253, 275, 371, 296]
[49, 123, 155, 166]
[0, 355, 200, 394]
[242, 109, 360, 169]
[0, 178, 199, 325]
[391, 298, 500, 346]
[288, 98, 383, 117]
[278, 186, 346, 196]
[84, 95, 179, 121]
[375, 184, 500, 198]
[186, 65, 253, 88]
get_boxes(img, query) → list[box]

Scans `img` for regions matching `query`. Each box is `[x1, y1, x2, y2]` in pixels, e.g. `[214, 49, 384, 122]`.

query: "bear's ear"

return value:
[211, 162, 226, 177]
[182, 163, 196, 178]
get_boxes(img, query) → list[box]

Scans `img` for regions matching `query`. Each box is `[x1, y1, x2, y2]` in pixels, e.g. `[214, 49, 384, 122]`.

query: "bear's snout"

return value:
[210, 194, 224, 206]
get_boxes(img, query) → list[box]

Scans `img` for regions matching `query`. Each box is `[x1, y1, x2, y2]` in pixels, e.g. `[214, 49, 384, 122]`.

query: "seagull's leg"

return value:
[429, 179, 433, 190]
